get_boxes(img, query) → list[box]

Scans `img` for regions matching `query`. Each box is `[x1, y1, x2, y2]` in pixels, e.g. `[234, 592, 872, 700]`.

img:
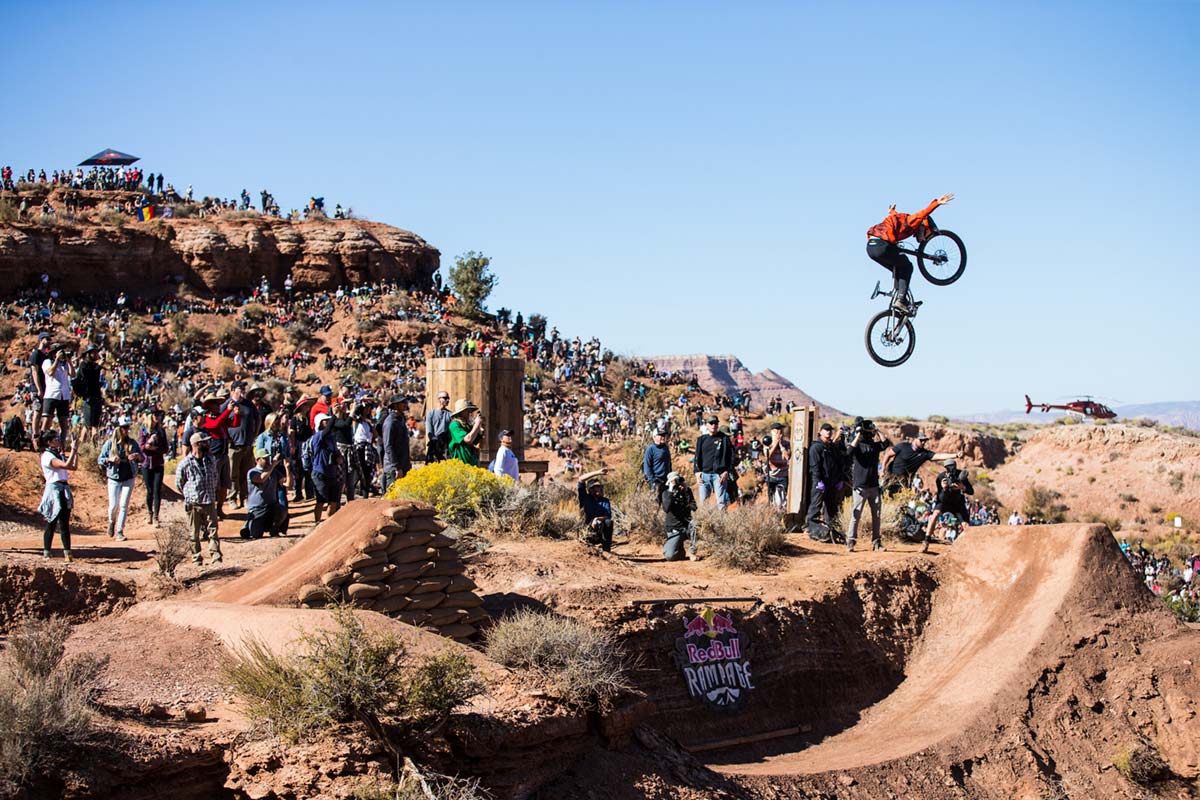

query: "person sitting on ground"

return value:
[491, 429, 519, 482]
[924, 460, 974, 553]
[447, 399, 483, 466]
[175, 432, 223, 565]
[577, 468, 614, 552]
[662, 471, 698, 562]
[254, 412, 291, 525]
[866, 192, 954, 314]
[38, 429, 78, 563]
[241, 447, 287, 539]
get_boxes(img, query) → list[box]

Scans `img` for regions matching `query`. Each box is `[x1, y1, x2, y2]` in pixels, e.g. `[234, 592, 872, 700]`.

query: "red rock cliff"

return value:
[0, 215, 439, 294]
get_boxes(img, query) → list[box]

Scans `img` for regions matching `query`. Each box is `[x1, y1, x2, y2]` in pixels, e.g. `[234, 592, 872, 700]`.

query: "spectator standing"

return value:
[225, 383, 259, 508]
[577, 468, 614, 552]
[846, 418, 889, 552]
[38, 430, 78, 562]
[329, 401, 358, 502]
[75, 345, 105, 445]
[806, 423, 842, 538]
[880, 432, 958, 490]
[642, 428, 672, 502]
[290, 395, 315, 502]
[425, 391, 452, 462]
[308, 385, 333, 429]
[41, 345, 73, 442]
[29, 332, 51, 436]
[138, 407, 168, 526]
[381, 395, 412, 490]
[309, 413, 341, 522]
[491, 429, 519, 482]
[447, 399, 483, 466]
[693, 415, 735, 509]
[351, 400, 378, 497]
[98, 416, 143, 542]
[662, 471, 698, 561]
[176, 432, 222, 565]
[254, 412, 291, 528]
[764, 422, 791, 508]
[198, 389, 240, 518]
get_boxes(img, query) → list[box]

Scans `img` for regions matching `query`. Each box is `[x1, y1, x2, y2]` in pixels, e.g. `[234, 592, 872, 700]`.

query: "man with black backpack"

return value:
[74, 345, 105, 445]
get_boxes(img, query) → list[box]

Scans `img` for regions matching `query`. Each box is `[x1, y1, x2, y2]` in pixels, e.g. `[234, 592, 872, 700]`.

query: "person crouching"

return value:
[662, 471, 699, 562]
[241, 447, 288, 539]
[577, 468, 613, 552]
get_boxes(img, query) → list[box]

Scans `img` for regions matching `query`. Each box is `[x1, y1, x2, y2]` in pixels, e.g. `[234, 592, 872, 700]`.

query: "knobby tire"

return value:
[917, 230, 967, 286]
[865, 310, 916, 367]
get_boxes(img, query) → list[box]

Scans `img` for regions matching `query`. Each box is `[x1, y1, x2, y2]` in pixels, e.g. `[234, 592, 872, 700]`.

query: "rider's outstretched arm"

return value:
[909, 193, 954, 226]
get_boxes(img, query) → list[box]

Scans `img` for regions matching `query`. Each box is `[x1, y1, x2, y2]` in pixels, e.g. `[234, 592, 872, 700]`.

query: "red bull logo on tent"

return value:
[674, 608, 753, 711]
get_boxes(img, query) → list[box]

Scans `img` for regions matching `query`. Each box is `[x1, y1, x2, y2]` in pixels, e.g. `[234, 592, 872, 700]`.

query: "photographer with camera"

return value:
[40, 343, 74, 443]
[846, 417, 890, 552]
[924, 459, 974, 553]
[447, 399, 484, 466]
[764, 422, 790, 508]
[662, 471, 699, 561]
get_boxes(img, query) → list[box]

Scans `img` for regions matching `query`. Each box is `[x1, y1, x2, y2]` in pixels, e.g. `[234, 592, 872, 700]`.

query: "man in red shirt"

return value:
[866, 192, 954, 314]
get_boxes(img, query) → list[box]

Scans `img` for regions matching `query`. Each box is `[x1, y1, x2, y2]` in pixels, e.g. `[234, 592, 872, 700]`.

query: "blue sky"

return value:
[3, 2, 1195, 416]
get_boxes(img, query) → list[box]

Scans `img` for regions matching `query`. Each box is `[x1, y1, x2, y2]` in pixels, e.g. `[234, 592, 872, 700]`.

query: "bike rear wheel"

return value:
[917, 229, 967, 286]
[865, 309, 916, 367]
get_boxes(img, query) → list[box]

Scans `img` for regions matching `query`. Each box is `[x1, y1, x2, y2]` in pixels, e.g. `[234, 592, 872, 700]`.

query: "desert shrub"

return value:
[382, 291, 411, 317]
[1164, 594, 1200, 624]
[1132, 417, 1159, 429]
[170, 312, 207, 348]
[1118, 493, 1139, 504]
[473, 481, 578, 540]
[0, 200, 18, 223]
[1022, 485, 1067, 523]
[285, 318, 315, 347]
[240, 302, 268, 326]
[385, 460, 506, 525]
[153, 516, 192, 578]
[223, 604, 482, 744]
[95, 209, 126, 228]
[1168, 471, 1185, 493]
[354, 773, 488, 800]
[0, 455, 18, 492]
[693, 503, 785, 571]
[0, 618, 106, 786]
[926, 414, 949, 424]
[486, 609, 630, 709]
[1112, 742, 1169, 785]
[1083, 513, 1122, 532]
[124, 316, 151, 345]
[0, 321, 16, 345]
[215, 319, 259, 352]
[356, 317, 381, 334]
[614, 487, 663, 544]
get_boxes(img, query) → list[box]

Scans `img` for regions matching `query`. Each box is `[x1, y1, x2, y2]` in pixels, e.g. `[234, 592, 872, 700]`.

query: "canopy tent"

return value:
[78, 148, 140, 166]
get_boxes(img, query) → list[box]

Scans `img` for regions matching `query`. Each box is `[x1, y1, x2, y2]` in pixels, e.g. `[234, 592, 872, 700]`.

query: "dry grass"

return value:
[693, 503, 785, 571]
[472, 482, 579, 540]
[0, 618, 106, 787]
[1112, 742, 1169, 785]
[485, 609, 631, 710]
[152, 516, 192, 578]
[614, 487, 662, 544]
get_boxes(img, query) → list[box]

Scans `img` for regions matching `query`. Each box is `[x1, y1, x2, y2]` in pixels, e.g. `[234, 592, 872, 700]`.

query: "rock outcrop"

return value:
[0, 213, 438, 294]
[647, 353, 844, 416]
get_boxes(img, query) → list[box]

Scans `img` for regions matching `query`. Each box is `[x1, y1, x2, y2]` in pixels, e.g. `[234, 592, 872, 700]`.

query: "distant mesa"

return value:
[646, 354, 844, 417]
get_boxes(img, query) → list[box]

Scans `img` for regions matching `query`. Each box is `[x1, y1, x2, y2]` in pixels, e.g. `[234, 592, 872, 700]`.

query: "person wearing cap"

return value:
[880, 431, 959, 492]
[925, 460, 974, 552]
[693, 415, 735, 510]
[806, 423, 842, 539]
[308, 412, 342, 522]
[75, 344, 105, 446]
[241, 446, 287, 539]
[490, 429, 519, 482]
[329, 400, 359, 502]
[308, 385, 333, 429]
[577, 468, 614, 552]
[290, 395, 316, 502]
[29, 332, 51, 436]
[424, 391, 452, 463]
[642, 427, 672, 502]
[255, 412, 292, 522]
[351, 397, 379, 497]
[40, 343, 74, 443]
[175, 432, 222, 565]
[446, 399, 483, 467]
[97, 415, 144, 542]
[37, 429, 79, 563]
[662, 471, 698, 562]
[138, 407, 169, 526]
[381, 395, 412, 490]
[846, 418, 890, 552]
[226, 382, 260, 510]
[764, 422, 791, 509]
[196, 386, 241, 517]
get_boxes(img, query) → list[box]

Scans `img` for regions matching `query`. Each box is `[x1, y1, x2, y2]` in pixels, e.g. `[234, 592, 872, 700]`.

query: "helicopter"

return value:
[1024, 395, 1117, 420]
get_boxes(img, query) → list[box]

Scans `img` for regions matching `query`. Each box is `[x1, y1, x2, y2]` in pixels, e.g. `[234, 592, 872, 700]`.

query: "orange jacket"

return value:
[867, 199, 939, 242]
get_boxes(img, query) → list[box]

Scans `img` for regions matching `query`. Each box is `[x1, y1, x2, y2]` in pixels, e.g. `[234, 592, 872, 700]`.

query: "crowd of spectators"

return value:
[1120, 539, 1200, 614]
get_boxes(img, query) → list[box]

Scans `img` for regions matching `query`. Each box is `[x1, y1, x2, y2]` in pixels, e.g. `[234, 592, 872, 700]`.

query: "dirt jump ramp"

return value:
[206, 499, 487, 642]
[723, 523, 1200, 797]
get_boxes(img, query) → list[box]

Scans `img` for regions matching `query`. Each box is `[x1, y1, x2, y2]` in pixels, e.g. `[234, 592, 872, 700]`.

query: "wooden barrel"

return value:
[424, 357, 525, 464]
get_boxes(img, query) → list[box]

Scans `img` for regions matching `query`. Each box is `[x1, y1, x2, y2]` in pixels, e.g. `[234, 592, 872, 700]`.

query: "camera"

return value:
[761, 435, 773, 448]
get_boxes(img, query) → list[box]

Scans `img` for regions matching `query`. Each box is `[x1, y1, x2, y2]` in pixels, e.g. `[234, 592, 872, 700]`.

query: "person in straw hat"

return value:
[446, 399, 484, 467]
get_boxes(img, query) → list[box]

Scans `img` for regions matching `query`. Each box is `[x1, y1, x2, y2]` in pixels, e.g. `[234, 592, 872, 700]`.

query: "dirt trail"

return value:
[724, 523, 1095, 775]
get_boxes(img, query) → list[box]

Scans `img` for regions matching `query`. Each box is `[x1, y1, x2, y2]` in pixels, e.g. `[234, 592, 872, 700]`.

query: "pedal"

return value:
[871, 281, 882, 300]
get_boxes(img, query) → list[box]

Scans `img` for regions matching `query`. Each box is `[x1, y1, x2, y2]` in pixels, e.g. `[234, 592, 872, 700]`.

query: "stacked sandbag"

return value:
[296, 502, 488, 642]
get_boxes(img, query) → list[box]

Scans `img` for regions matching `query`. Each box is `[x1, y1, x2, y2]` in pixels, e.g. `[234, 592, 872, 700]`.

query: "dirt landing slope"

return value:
[720, 525, 1200, 796]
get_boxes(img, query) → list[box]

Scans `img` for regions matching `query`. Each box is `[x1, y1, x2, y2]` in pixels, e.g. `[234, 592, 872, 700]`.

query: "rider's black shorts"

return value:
[867, 238, 913, 277]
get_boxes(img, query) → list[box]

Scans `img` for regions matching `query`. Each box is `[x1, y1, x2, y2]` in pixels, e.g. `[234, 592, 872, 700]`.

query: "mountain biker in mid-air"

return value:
[867, 192, 955, 315]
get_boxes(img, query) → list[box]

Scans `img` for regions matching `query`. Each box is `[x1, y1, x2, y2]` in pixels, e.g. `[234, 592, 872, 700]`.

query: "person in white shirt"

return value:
[1008, 511, 1024, 526]
[41, 346, 73, 440]
[491, 429, 520, 483]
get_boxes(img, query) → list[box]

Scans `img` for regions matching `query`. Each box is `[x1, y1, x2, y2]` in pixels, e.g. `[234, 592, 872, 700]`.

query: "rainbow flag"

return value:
[136, 205, 156, 222]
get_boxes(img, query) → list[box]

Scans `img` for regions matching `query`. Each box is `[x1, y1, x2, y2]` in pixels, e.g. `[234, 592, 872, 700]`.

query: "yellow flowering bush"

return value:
[385, 460, 508, 524]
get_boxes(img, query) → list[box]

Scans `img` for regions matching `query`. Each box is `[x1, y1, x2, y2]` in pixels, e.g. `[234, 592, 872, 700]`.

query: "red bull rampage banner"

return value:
[674, 607, 753, 711]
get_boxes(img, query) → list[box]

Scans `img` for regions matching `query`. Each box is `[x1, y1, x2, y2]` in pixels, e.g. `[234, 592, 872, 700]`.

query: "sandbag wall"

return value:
[297, 503, 487, 642]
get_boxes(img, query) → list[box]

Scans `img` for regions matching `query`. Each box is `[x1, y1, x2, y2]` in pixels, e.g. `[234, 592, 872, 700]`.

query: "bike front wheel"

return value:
[917, 229, 967, 286]
[865, 310, 916, 367]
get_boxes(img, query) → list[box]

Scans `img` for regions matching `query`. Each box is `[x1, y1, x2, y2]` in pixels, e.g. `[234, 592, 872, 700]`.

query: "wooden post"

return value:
[424, 357, 525, 466]
[785, 406, 817, 526]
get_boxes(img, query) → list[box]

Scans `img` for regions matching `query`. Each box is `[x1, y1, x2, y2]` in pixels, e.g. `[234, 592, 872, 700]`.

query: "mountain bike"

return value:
[864, 217, 967, 368]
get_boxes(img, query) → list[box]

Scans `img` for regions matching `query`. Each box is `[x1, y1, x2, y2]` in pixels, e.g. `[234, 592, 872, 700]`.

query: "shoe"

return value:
[211, 555, 223, 564]
[63, 552, 72, 564]
[891, 298, 920, 316]
[872, 541, 883, 552]
[43, 549, 51, 559]
[107, 520, 115, 538]
[920, 541, 930, 553]
[115, 533, 127, 542]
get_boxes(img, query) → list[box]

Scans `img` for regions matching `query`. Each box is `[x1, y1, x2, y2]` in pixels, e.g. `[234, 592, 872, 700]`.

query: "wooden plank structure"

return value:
[423, 357, 525, 468]
[785, 405, 818, 528]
